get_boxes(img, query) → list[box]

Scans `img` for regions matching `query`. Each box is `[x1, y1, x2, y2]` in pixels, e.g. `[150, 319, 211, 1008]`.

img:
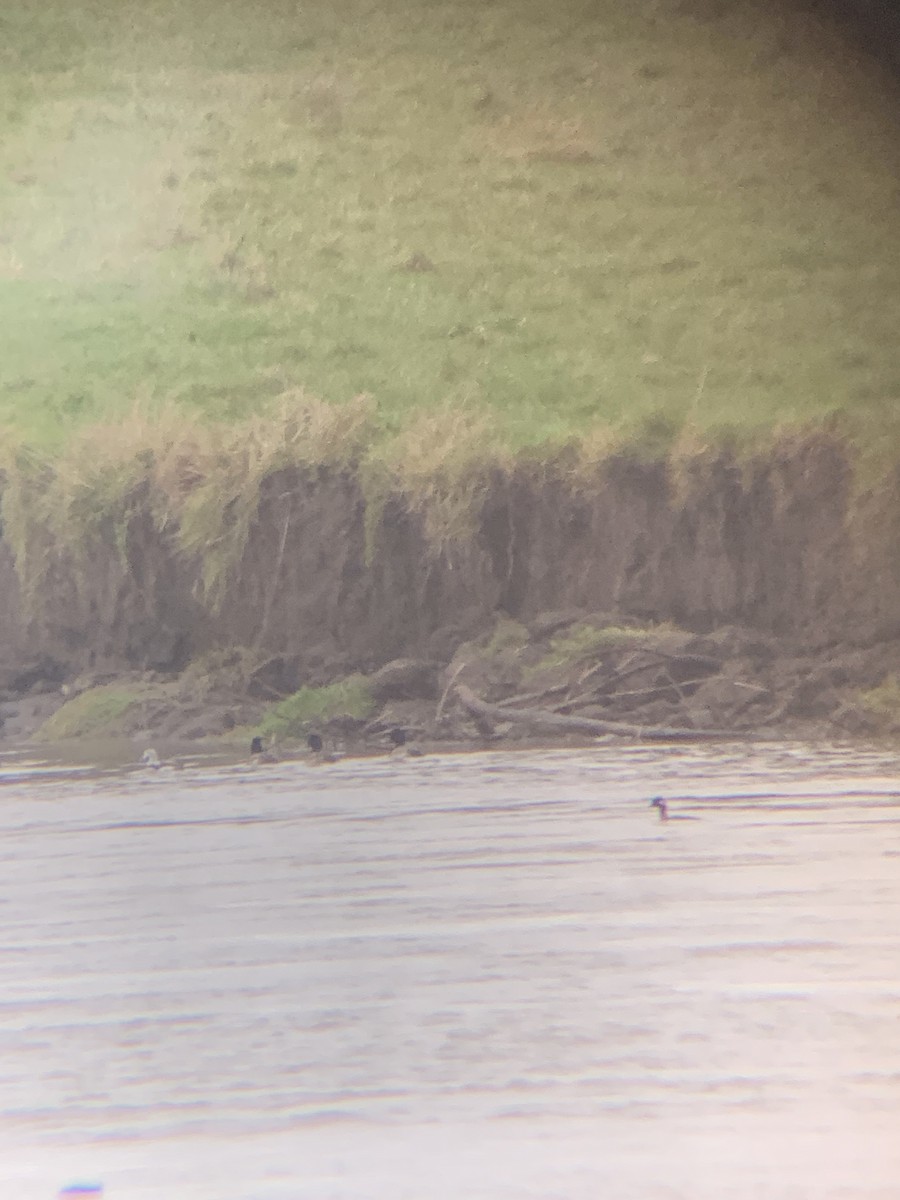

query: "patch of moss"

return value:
[859, 675, 900, 728]
[453, 617, 530, 673]
[481, 617, 530, 658]
[258, 674, 375, 740]
[34, 684, 142, 740]
[526, 623, 652, 678]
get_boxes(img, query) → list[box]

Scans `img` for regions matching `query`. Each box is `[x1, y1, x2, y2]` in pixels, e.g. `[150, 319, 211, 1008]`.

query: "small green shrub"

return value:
[859, 675, 900, 727]
[258, 674, 375, 739]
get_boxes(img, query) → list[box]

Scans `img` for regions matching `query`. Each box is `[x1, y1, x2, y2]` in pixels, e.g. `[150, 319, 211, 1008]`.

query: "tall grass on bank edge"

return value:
[0, 389, 885, 635]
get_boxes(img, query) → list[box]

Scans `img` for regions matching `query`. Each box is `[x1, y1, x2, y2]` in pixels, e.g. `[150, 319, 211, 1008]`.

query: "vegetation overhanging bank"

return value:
[1, 403, 899, 679]
[2, 404, 900, 744]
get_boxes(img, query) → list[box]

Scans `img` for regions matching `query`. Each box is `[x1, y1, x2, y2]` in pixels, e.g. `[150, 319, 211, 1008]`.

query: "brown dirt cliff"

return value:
[1, 435, 898, 686]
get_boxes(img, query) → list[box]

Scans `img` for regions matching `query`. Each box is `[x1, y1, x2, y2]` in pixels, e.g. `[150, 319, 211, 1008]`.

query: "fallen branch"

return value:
[455, 684, 732, 741]
[577, 651, 640, 692]
[497, 684, 569, 709]
[555, 676, 713, 711]
[255, 507, 291, 649]
[435, 661, 468, 723]
[591, 652, 721, 696]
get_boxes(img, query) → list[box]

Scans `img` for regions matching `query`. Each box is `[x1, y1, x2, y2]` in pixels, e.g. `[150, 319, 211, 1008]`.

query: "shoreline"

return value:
[3, 612, 898, 757]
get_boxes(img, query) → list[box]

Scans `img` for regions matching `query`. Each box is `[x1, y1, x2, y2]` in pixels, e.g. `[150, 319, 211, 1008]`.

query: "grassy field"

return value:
[1, 0, 899, 463]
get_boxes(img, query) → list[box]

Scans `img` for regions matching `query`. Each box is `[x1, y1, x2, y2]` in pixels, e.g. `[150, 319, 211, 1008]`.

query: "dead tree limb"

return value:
[455, 684, 731, 741]
[497, 684, 569, 709]
[435, 661, 468, 723]
[555, 676, 713, 711]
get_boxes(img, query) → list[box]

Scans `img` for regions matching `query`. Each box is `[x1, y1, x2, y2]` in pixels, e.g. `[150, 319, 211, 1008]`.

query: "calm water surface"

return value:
[1, 741, 899, 1198]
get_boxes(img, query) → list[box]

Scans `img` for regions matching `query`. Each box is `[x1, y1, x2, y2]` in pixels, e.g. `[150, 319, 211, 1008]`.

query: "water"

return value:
[1, 741, 899, 1198]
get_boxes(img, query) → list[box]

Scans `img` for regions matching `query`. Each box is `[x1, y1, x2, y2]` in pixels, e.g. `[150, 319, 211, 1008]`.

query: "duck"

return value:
[249, 735, 280, 764]
[650, 796, 698, 822]
[307, 731, 343, 763]
[388, 727, 425, 758]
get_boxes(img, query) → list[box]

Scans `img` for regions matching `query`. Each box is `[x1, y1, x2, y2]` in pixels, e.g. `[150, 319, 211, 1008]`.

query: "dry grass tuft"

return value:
[365, 403, 511, 550]
[177, 391, 376, 607]
[0, 391, 378, 616]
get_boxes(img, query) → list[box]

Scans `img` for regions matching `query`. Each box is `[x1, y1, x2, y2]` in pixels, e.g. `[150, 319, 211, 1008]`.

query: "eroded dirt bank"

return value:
[2, 435, 900, 745]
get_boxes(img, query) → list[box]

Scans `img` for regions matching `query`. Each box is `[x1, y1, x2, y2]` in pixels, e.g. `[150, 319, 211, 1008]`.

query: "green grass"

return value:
[859, 674, 900, 729]
[33, 684, 143, 740]
[525, 622, 654, 677]
[1, 0, 899, 458]
[480, 618, 531, 658]
[257, 675, 376, 740]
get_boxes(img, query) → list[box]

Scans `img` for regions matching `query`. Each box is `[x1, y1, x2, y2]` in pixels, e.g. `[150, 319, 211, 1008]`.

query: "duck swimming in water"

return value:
[650, 796, 699, 822]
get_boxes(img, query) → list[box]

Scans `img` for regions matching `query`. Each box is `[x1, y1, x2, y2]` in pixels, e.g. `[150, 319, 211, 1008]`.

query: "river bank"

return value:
[2, 432, 900, 753]
[2, 449, 900, 755]
[4, 621, 899, 754]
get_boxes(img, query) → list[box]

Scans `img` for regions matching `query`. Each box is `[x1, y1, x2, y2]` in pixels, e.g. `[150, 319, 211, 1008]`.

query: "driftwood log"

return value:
[455, 684, 731, 741]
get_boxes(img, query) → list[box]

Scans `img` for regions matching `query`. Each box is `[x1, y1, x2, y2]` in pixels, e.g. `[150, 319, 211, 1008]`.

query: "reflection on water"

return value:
[1, 741, 899, 1198]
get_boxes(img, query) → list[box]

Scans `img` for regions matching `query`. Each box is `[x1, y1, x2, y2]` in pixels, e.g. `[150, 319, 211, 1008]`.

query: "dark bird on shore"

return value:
[250, 736, 279, 764]
[388, 727, 425, 758]
[307, 731, 342, 763]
